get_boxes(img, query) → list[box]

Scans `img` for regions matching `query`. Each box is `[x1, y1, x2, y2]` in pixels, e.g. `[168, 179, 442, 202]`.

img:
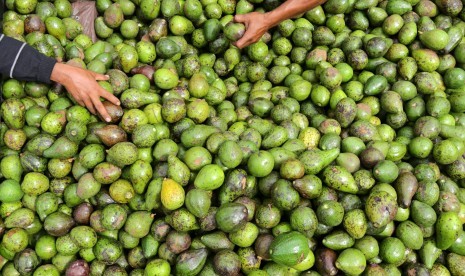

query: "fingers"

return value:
[68, 87, 96, 115]
[234, 38, 247, 49]
[235, 32, 256, 49]
[71, 94, 85, 107]
[234, 14, 250, 29]
[75, 99, 85, 107]
[94, 73, 110, 81]
[235, 31, 252, 49]
[82, 95, 96, 115]
[234, 14, 246, 23]
[90, 72, 119, 121]
[91, 95, 112, 122]
[100, 89, 120, 106]
[67, 90, 86, 108]
[95, 85, 120, 121]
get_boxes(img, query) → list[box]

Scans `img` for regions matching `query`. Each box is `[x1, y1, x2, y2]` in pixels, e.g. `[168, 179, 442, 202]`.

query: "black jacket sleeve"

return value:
[0, 34, 57, 84]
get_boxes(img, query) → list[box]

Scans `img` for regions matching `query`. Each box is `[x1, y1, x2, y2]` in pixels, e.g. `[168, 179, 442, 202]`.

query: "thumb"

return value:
[234, 14, 246, 23]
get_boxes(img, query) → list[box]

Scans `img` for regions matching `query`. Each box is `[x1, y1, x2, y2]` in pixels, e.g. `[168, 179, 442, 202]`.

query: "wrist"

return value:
[50, 63, 69, 84]
[266, 10, 282, 28]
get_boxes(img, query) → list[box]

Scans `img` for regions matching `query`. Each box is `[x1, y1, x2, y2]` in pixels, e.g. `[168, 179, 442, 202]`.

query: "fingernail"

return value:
[116, 101, 121, 105]
[105, 75, 110, 78]
[106, 117, 111, 122]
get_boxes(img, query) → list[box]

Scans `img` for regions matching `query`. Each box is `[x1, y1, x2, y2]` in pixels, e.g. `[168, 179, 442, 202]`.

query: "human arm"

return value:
[49, 63, 120, 122]
[234, 0, 327, 49]
[0, 34, 120, 121]
[0, 34, 57, 83]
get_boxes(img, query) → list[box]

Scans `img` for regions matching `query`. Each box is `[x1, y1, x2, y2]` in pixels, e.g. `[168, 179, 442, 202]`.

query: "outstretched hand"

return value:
[234, 12, 272, 49]
[50, 63, 120, 122]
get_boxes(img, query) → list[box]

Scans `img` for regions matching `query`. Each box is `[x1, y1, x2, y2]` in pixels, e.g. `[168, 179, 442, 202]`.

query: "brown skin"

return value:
[234, 0, 327, 49]
[51, 1, 326, 118]
[50, 63, 120, 122]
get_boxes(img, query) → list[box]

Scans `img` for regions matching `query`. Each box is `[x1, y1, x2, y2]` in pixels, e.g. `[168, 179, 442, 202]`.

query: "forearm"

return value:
[267, 0, 327, 28]
[0, 34, 56, 83]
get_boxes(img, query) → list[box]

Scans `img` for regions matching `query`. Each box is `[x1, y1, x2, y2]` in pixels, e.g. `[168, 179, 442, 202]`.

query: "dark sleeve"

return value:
[0, 34, 57, 84]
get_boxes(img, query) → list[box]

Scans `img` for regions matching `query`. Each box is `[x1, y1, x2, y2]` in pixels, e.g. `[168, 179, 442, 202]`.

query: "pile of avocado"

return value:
[2, 0, 465, 275]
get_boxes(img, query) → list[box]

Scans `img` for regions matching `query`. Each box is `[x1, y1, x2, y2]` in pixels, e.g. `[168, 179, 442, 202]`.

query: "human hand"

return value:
[233, 12, 272, 49]
[50, 63, 120, 122]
